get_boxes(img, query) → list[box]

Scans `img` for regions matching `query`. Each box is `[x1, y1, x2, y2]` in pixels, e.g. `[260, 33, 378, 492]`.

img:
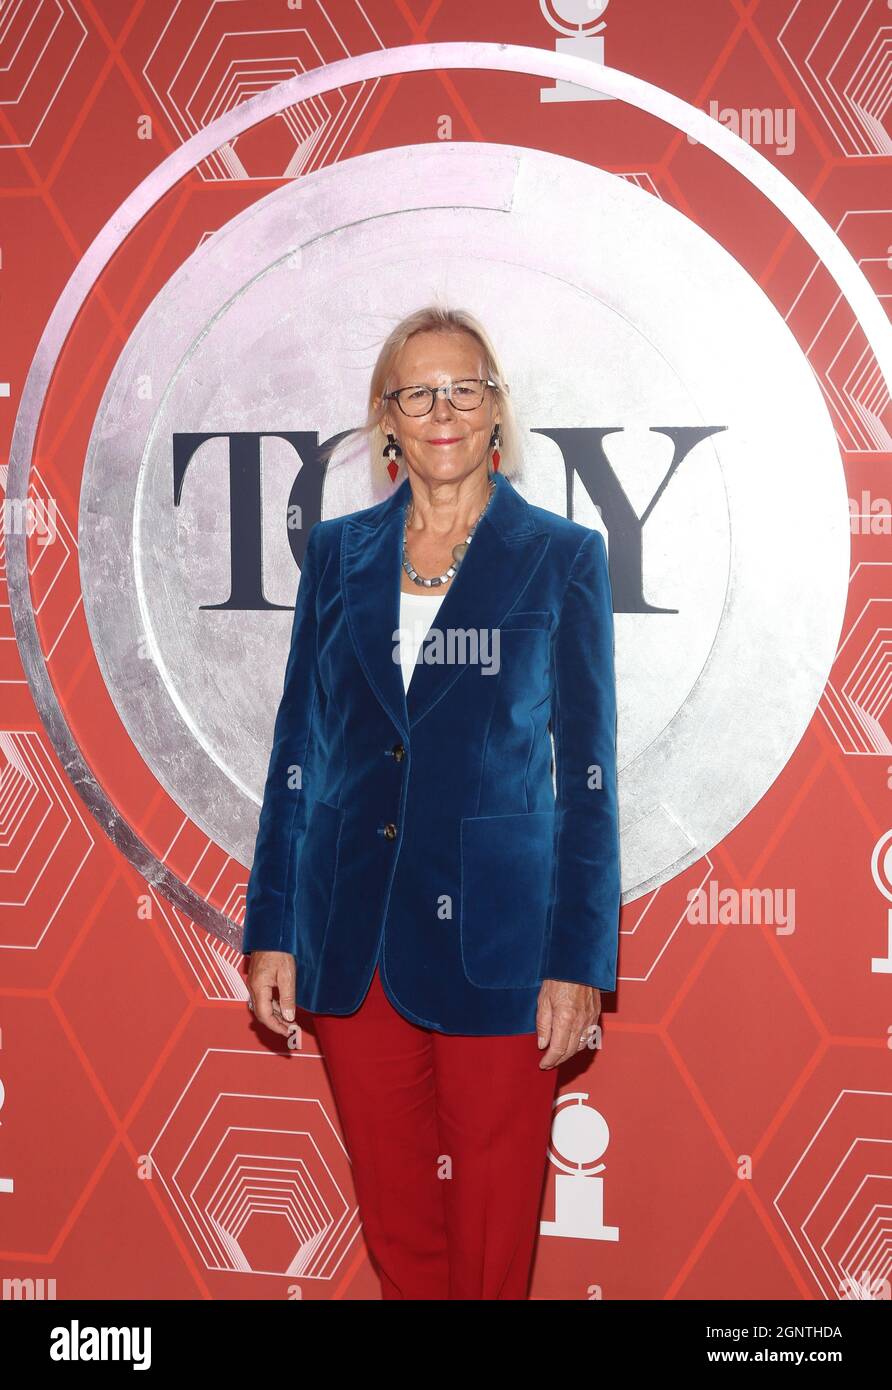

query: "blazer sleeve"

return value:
[543, 528, 621, 991]
[241, 524, 321, 956]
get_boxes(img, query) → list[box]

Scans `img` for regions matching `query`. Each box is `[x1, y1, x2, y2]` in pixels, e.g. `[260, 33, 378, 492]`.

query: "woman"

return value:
[243, 306, 621, 1300]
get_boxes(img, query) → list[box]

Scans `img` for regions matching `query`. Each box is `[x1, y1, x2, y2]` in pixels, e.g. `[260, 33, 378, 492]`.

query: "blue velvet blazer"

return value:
[241, 469, 621, 1035]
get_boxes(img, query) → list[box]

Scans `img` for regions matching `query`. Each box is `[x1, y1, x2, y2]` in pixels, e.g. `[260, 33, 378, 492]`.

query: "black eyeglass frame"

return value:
[381, 377, 504, 417]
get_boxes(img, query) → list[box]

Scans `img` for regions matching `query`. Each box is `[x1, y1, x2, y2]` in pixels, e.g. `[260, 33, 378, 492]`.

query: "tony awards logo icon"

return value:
[539, 0, 611, 105]
[869, 830, 892, 974]
[541, 1092, 619, 1241]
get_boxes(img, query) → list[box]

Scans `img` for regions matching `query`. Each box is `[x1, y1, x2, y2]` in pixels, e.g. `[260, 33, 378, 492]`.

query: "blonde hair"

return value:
[320, 304, 524, 482]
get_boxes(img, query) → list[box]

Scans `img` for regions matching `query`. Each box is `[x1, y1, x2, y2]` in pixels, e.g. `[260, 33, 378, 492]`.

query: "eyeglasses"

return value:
[382, 378, 502, 418]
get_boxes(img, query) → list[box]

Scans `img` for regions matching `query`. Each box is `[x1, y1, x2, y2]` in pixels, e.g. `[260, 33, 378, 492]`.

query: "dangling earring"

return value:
[383, 431, 403, 483]
[489, 425, 502, 474]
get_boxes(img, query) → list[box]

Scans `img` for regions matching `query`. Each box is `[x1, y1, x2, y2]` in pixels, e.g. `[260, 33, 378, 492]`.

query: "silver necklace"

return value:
[402, 479, 496, 588]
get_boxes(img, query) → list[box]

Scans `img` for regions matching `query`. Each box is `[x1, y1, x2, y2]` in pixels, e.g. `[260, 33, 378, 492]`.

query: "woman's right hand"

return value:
[247, 950, 297, 1038]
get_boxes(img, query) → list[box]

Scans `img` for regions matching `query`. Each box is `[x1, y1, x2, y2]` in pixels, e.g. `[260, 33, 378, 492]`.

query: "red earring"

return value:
[491, 427, 501, 472]
[383, 431, 403, 483]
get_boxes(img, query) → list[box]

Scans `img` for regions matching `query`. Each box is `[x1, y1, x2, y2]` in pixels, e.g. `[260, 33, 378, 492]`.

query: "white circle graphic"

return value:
[78, 144, 847, 905]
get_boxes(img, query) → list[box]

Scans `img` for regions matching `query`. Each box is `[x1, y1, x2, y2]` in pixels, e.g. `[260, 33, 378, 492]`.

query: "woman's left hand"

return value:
[536, 980, 602, 1070]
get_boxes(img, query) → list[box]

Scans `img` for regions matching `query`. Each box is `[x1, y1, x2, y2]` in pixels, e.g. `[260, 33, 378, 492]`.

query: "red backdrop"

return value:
[1, 0, 889, 1302]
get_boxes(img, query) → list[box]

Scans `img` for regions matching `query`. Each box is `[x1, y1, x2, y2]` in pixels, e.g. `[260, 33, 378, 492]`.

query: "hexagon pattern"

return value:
[1, 0, 890, 1301]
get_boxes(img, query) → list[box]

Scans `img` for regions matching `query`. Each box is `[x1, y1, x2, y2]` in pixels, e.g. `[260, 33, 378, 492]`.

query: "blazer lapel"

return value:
[342, 471, 549, 739]
[342, 479, 411, 741]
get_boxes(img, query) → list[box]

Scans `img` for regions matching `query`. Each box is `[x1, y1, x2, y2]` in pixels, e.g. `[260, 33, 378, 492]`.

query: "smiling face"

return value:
[378, 329, 501, 487]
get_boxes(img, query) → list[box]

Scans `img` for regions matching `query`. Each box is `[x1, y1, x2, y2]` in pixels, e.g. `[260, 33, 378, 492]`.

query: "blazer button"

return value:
[382, 822, 397, 840]
[391, 742, 406, 762]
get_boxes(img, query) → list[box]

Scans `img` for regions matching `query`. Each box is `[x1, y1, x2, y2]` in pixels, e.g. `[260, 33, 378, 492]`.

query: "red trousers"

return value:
[313, 962, 560, 1300]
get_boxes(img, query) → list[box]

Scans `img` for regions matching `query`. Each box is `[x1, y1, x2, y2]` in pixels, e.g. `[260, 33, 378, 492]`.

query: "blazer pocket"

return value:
[497, 610, 552, 631]
[459, 809, 555, 989]
[295, 799, 344, 966]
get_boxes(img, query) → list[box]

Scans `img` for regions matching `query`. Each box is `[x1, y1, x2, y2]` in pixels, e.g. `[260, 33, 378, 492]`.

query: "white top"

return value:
[398, 589, 446, 692]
